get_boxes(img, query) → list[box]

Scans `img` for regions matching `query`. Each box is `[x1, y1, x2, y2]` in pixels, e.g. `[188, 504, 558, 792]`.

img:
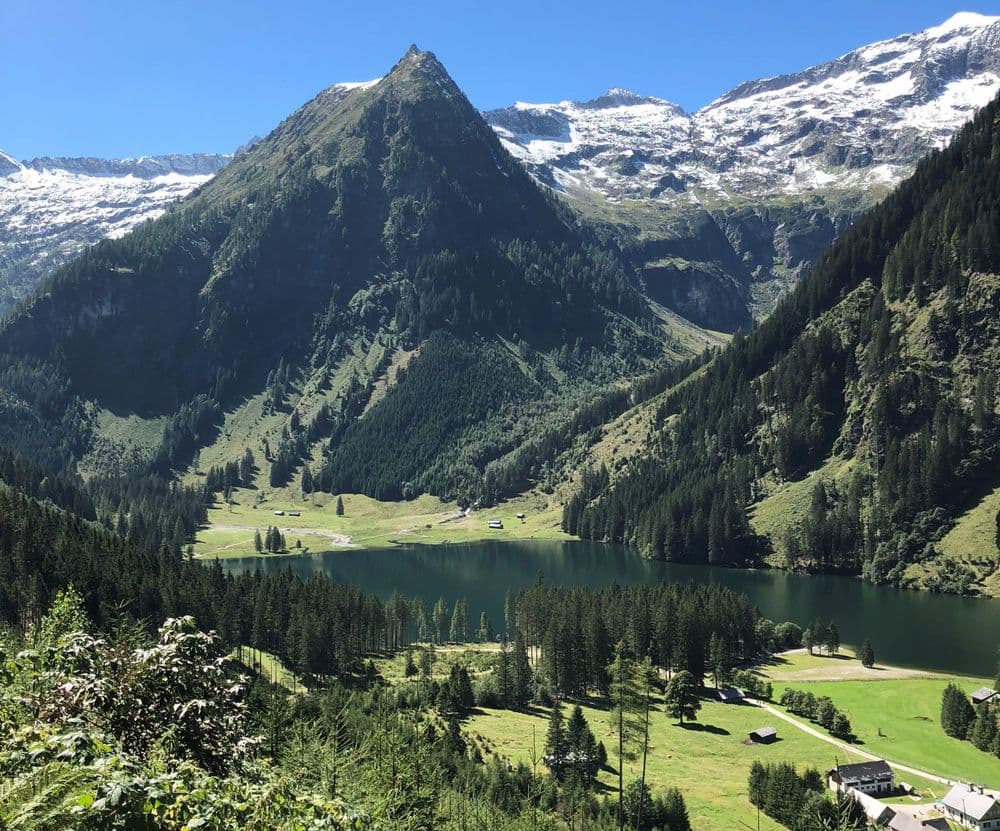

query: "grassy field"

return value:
[231, 646, 303, 692]
[749, 455, 858, 566]
[772, 673, 1000, 788]
[194, 489, 570, 559]
[467, 692, 943, 831]
[905, 483, 1000, 596]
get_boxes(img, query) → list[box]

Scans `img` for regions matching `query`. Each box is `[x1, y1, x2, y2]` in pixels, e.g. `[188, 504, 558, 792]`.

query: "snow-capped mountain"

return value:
[488, 12, 1000, 203]
[3, 15, 999, 328]
[485, 12, 1000, 327]
[0, 151, 231, 314]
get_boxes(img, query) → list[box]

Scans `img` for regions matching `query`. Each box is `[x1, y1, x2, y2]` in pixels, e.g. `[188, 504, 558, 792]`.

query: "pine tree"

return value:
[335, 495, 344, 516]
[254, 529, 263, 553]
[477, 611, 493, 642]
[432, 598, 448, 644]
[941, 683, 976, 738]
[419, 647, 433, 678]
[748, 760, 767, 806]
[607, 641, 644, 830]
[450, 599, 467, 642]
[301, 467, 314, 494]
[544, 702, 567, 776]
[664, 670, 701, 725]
[512, 629, 532, 707]
[858, 638, 875, 668]
[403, 648, 417, 677]
[663, 787, 692, 831]
[969, 703, 998, 751]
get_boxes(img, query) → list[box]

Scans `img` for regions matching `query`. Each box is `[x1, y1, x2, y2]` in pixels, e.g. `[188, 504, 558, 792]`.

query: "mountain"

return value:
[565, 88, 1000, 595]
[0, 46, 705, 501]
[5, 14, 998, 332]
[0, 150, 234, 314]
[486, 12, 1000, 328]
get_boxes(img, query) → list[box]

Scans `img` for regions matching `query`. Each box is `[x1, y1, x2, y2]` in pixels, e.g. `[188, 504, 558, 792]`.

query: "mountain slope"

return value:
[486, 12, 1000, 327]
[0, 151, 232, 314]
[566, 88, 1000, 594]
[0, 47, 701, 503]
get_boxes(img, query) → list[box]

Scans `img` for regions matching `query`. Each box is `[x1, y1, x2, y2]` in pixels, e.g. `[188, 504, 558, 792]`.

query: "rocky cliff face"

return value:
[486, 12, 1000, 328]
[0, 151, 232, 314]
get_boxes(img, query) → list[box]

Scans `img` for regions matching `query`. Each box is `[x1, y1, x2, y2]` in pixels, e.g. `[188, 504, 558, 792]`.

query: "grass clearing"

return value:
[194, 490, 570, 559]
[468, 693, 943, 831]
[905, 482, 1000, 595]
[770, 674, 1000, 789]
[750, 455, 858, 565]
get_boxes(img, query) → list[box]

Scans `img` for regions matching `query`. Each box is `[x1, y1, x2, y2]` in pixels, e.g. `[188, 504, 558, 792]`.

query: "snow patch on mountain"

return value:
[486, 12, 1000, 204]
[0, 152, 230, 312]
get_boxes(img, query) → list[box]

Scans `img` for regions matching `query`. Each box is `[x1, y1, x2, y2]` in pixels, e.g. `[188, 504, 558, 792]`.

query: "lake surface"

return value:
[221, 540, 1000, 677]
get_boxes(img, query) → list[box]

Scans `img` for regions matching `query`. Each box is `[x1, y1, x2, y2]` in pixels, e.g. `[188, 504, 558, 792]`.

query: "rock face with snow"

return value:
[0, 152, 231, 314]
[486, 12, 1000, 327]
[2, 15, 998, 329]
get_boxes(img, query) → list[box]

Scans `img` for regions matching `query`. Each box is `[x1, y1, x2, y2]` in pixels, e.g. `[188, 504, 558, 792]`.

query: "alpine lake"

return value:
[221, 539, 1000, 676]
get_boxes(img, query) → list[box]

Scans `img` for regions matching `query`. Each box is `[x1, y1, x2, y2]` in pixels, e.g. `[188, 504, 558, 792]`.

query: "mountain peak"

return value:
[578, 88, 675, 110]
[926, 10, 1000, 36]
[392, 44, 443, 74]
[0, 149, 23, 176]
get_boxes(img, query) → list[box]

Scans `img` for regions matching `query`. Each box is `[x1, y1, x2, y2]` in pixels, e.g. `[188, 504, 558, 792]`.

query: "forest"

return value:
[568, 90, 1000, 589]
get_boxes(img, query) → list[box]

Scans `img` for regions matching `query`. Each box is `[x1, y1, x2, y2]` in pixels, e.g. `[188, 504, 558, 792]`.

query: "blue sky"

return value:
[2, 0, 997, 159]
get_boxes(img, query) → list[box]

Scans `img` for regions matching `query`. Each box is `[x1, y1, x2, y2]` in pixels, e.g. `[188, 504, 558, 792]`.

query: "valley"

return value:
[2, 10, 1000, 831]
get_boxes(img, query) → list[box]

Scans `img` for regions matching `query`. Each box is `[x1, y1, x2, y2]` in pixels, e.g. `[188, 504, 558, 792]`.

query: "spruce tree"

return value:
[748, 760, 767, 806]
[477, 611, 493, 642]
[941, 683, 975, 738]
[512, 629, 532, 707]
[335, 495, 344, 516]
[544, 702, 567, 776]
[858, 638, 875, 668]
[663, 787, 692, 831]
[969, 703, 998, 751]
[432, 597, 448, 644]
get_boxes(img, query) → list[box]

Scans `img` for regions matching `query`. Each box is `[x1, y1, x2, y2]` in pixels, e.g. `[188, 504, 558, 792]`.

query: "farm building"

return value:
[748, 726, 777, 743]
[938, 784, 1000, 831]
[488, 519, 503, 529]
[971, 687, 998, 706]
[846, 789, 894, 826]
[828, 760, 894, 795]
[717, 687, 744, 703]
[273, 510, 285, 516]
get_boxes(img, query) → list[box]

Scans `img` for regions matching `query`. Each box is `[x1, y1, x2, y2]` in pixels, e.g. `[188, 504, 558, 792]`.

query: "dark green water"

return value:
[221, 540, 1000, 676]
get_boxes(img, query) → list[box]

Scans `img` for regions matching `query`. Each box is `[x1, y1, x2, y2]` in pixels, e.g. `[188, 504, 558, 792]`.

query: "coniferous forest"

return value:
[567, 92, 1000, 589]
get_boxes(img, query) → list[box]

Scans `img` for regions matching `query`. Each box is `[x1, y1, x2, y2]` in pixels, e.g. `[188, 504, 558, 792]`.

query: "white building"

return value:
[828, 760, 894, 795]
[938, 785, 1000, 831]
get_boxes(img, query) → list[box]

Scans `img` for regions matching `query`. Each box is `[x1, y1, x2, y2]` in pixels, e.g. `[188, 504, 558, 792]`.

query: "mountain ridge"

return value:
[0, 46, 689, 506]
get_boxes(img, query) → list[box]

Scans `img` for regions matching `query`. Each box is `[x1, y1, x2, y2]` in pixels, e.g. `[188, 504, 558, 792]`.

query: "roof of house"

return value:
[833, 760, 893, 780]
[888, 812, 927, 831]
[940, 785, 998, 821]
[750, 726, 777, 737]
[971, 686, 998, 701]
[718, 686, 744, 700]
[889, 812, 950, 831]
[848, 789, 895, 823]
